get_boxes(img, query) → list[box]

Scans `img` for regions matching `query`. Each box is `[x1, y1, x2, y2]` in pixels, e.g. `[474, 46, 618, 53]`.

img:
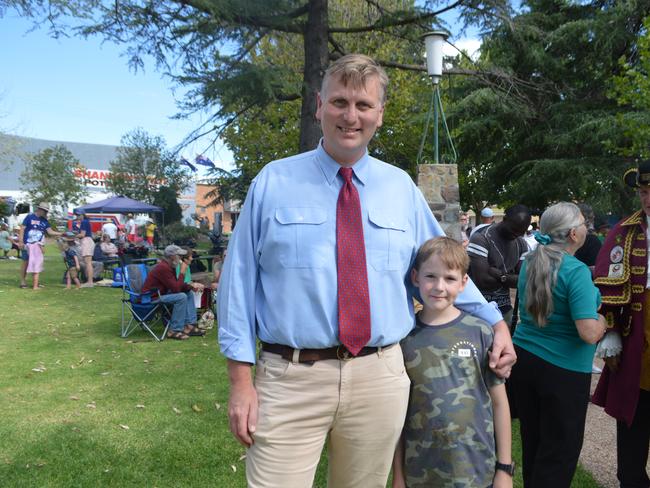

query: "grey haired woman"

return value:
[509, 201, 607, 487]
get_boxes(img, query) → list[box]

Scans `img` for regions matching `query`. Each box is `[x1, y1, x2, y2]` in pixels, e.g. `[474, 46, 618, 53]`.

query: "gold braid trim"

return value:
[632, 303, 643, 312]
[632, 248, 647, 257]
[632, 284, 646, 294]
[623, 210, 644, 227]
[595, 224, 636, 286]
[605, 311, 616, 329]
[632, 266, 646, 275]
[600, 283, 631, 304]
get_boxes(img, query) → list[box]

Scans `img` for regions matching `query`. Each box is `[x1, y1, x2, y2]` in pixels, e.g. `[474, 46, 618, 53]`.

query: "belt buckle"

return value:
[336, 345, 353, 361]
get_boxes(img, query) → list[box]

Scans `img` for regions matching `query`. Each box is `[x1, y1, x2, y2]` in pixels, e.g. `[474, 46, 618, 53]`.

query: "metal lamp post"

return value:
[417, 30, 456, 165]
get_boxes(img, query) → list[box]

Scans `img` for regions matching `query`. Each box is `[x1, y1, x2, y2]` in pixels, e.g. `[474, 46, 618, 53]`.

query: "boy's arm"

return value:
[489, 383, 513, 488]
[391, 432, 406, 488]
[74, 255, 81, 269]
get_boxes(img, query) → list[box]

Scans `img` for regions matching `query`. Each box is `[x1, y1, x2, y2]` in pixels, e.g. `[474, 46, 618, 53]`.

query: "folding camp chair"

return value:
[120, 263, 171, 341]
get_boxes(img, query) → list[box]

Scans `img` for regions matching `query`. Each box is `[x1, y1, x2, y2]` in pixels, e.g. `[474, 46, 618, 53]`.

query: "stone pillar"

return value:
[417, 164, 461, 240]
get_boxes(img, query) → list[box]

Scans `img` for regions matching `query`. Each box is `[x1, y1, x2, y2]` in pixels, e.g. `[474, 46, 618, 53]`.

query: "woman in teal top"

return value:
[510, 202, 607, 487]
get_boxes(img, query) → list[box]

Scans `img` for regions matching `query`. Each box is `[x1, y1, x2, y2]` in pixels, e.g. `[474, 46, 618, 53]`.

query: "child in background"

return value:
[62, 234, 82, 289]
[0, 222, 11, 258]
[392, 237, 513, 488]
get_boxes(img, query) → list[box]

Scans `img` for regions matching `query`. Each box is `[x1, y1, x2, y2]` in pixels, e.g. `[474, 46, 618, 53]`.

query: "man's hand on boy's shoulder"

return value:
[489, 321, 517, 378]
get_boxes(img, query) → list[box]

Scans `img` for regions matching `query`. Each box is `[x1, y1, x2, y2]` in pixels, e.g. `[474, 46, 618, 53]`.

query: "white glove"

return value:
[596, 329, 622, 358]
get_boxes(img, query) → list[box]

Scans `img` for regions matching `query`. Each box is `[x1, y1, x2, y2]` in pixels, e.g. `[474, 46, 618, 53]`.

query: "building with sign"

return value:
[0, 134, 197, 224]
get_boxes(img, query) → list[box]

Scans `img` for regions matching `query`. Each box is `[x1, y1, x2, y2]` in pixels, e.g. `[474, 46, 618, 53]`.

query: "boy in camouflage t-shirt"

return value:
[392, 237, 513, 488]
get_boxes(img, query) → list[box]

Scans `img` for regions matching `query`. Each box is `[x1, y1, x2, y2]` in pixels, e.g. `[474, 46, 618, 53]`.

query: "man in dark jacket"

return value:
[593, 161, 650, 487]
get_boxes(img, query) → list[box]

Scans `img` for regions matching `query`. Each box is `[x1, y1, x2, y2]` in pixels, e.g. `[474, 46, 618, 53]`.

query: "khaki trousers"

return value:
[247, 344, 410, 488]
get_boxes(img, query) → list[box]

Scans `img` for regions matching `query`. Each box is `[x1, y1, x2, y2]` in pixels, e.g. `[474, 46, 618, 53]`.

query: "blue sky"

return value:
[0, 13, 230, 171]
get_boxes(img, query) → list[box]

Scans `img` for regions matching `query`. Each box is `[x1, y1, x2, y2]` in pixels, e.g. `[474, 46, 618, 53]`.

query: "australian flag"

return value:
[181, 157, 197, 172]
[195, 154, 216, 169]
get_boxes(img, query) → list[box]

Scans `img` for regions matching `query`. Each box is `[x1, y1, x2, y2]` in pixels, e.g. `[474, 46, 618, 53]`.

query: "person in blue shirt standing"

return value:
[218, 53, 516, 488]
[17, 202, 62, 289]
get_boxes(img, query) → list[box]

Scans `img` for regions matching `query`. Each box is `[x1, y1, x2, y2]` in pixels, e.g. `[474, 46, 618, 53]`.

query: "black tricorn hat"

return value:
[624, 160, 650, 188]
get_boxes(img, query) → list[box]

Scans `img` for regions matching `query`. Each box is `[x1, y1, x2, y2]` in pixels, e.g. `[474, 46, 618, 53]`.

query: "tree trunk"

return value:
[299, 0, 329, 153]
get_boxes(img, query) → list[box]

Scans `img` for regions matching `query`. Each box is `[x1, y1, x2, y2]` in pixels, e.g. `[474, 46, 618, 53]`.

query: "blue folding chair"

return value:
[120, 263, 171, 341]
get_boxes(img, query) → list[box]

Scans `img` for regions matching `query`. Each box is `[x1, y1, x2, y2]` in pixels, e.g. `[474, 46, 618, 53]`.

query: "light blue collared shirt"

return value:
[218, 143, 502, 363]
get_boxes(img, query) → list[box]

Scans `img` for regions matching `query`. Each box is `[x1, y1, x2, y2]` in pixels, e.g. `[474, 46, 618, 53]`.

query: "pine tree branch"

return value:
[329, 1, 463, 33]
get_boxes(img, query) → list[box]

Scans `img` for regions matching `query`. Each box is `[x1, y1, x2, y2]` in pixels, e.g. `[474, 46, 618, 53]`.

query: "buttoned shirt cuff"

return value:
[218, 329, 257, 364]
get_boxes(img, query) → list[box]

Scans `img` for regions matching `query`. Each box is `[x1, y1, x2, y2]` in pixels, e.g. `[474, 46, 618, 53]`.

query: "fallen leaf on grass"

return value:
[31, 367, 46, 373]
[99, 372, 110, 376]
[86, 403, 96, 409]
[231, 465, 237, 473]
[238, 454, 247, 461]
[214, 403, 221, 410]
[172, 407, 181, 415]
[69, 396, 79, 401]
[78, 357, 85, 364]
[135, 404, 145, 409]
[191, 404, 202, 413]
[119, 424, 130, 430]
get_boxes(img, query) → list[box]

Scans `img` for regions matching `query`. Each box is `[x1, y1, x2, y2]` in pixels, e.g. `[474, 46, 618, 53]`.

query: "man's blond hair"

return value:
[320, 54, 389, 103]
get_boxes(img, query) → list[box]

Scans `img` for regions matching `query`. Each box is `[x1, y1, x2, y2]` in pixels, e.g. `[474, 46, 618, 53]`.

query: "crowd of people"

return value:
[3, 206, 163, 290]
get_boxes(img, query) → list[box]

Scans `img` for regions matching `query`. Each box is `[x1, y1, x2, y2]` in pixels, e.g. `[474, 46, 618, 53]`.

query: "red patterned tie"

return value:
[337, 167, 371, 356]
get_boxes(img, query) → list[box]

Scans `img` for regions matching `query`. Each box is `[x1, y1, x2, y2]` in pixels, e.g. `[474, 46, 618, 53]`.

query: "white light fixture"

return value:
[423, 30, 449, 84]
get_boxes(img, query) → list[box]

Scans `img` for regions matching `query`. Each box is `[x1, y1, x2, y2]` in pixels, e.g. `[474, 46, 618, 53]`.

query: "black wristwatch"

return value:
[495, 461, 516, 476]
[500, 274, 508, 284]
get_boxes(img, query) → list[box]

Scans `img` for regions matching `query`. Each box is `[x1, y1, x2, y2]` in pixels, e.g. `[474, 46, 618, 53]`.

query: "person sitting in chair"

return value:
[142, 245, 206, 340]
[99, 233, 119, 258]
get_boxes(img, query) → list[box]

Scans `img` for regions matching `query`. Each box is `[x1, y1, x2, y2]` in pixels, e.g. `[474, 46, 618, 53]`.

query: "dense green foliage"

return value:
[105, 128, 190, 204]
[19, 144, 89, 214]
[610, 16, 650, 159]
[152, 186, 183, 225]
[163, 221, 200, 246]
[450, 0, 650, 216]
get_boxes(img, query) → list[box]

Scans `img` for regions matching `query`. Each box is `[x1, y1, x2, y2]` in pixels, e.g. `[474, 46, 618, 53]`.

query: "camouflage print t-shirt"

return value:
[400, 312, 504, 488]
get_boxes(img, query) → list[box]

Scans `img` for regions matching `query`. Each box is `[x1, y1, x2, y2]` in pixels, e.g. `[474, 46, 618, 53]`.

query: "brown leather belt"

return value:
[260, 341, 396, 363]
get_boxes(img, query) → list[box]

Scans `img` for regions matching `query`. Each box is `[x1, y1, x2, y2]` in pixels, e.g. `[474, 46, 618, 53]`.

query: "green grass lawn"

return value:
[0, 243, 602, 487]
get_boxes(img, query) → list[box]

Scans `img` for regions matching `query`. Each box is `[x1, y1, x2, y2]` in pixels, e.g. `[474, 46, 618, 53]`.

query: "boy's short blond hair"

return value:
[321, 54, 389, 103]
[413, 236, 469, 274]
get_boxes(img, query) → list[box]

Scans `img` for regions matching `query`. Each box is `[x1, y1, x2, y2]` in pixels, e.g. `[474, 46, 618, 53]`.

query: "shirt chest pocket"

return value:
[272, 207, 328, 268]
[367, 210, 408, 271]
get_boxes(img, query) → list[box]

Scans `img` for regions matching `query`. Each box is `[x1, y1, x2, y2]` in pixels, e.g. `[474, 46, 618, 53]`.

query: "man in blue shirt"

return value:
[18, 202, 62, 288]
[218, 54, 516, 488]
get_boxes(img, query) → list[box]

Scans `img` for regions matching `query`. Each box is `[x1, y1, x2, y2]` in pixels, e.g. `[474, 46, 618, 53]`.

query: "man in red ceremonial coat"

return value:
[593, 160, 650, 487]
